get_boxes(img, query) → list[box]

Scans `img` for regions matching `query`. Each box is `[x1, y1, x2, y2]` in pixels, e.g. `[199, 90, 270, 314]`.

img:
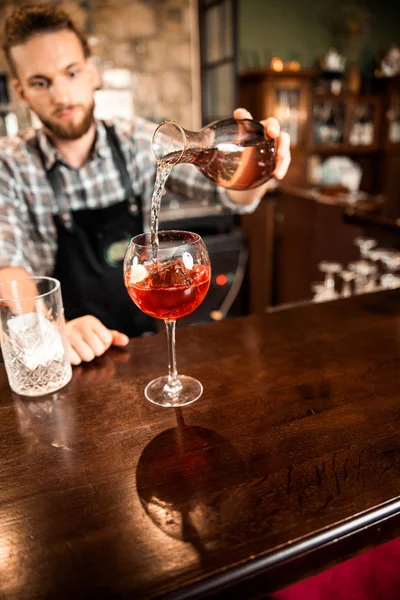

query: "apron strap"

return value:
[103, 122, 141, 219]
[47, 163, 75, 232]
[33, 136, 76, 232]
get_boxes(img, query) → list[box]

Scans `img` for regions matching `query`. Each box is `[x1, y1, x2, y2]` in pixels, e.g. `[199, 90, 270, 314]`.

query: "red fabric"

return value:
[272, 537, 400, 600]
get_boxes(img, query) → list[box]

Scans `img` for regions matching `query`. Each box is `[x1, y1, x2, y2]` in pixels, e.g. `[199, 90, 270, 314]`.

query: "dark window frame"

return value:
[198, 0, 238, 125]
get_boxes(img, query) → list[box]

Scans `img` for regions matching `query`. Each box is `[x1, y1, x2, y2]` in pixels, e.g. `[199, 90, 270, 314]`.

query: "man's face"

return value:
[11, 29, 97, 140]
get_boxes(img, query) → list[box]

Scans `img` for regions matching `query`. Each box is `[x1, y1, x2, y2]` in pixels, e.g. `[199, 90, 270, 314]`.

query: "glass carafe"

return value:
[151, 118, 276, 191]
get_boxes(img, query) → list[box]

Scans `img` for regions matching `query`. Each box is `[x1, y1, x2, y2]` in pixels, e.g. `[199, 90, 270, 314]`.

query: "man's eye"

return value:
[32, 80, 48, 89]
[67, 70, 79, 78]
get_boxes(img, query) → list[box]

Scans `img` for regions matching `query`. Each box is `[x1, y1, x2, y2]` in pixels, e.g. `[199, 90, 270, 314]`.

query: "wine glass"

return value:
[354, 237, 377, 260]
[363, 263, 379, 292]
[317, 261, 342, 299]
[311, 282, 332, 303]
[379, 250, 400, 289]
[124, 230, 211, 408]
[338, 270, 355, 298]
[348, 260, 373, 294]
[365, 248, 385, 281]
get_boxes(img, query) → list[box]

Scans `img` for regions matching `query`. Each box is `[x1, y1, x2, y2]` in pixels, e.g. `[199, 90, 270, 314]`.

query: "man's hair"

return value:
[2, 3, 91, 76]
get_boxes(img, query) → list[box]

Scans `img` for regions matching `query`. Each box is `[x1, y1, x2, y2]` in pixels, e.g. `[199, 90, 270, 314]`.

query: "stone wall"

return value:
[0, 0, 201, 128]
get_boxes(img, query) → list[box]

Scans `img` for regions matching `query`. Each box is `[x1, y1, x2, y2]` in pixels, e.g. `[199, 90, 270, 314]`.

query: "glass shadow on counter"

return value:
[136, 411, 249, 559]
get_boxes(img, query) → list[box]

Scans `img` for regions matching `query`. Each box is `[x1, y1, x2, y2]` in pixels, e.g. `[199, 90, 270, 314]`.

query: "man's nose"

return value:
[50, 79, 71, 105]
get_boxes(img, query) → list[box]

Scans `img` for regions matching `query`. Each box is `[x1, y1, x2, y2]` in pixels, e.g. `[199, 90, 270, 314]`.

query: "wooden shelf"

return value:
[239, 68, 317, 80]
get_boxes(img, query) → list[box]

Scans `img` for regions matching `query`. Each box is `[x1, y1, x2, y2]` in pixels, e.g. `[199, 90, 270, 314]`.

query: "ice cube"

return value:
[8, 313, 65, 371]
[151, 259, 192, 287]
[182, 252, 194, 270]
[129, 264, 148, 284]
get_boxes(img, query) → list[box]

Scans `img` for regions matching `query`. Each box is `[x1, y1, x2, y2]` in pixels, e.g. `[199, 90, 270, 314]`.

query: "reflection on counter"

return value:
[13, 392, 76, 452]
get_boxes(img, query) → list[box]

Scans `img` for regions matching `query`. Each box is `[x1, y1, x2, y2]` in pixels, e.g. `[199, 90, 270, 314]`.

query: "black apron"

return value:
[35, 123, 156, 338]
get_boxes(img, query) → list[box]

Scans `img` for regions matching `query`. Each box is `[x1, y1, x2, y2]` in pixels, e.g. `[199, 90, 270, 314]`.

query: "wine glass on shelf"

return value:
[338, 270, 355, 298]
[354, 237, 377, 260]
[311, 282, 331, 303]
[124, 230, 211, 408]
[348, 260, 373, 294]
[365, 248, 385, 288]
[363, 264, 379, 292]
[379, 250, 400, 290]
[318, 261, 342, 300]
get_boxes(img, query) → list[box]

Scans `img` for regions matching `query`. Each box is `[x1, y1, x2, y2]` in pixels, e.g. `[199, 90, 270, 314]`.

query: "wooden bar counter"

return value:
[1, 290, 400, 599]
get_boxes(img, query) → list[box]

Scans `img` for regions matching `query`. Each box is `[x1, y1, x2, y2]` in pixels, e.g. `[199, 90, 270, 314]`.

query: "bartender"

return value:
[0, 4, 291, 365]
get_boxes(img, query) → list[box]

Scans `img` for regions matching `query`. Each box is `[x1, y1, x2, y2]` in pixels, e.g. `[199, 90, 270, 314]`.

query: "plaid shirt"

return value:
[0, 117, 256, 276]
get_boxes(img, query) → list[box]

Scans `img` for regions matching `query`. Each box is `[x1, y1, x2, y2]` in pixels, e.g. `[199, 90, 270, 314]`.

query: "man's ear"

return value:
[12, 78, 27, 104]
[86, 58, 100, 90]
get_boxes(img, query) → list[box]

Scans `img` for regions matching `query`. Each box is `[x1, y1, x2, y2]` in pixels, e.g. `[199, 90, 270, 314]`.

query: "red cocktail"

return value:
[124, 231, 211, 408]
[126, 260, 210, 320]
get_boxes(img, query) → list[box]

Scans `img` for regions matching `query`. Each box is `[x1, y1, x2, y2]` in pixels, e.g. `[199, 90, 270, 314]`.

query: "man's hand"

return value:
[225, 108, 291, 208]
[65, 315, 129, 365]
[233, 107, 291, 180]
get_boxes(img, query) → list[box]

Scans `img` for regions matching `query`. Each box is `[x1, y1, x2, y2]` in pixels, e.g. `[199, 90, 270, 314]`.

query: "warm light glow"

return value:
[0, 513, 28, 594]
[210, 310, 223, 321]
[287, 60, 301, 71]
[271, 57, 284, 72]
[0, 537, 11, 566]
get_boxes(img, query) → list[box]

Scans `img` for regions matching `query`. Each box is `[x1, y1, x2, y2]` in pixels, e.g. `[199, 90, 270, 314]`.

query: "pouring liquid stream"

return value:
[150, 160, 174, 263]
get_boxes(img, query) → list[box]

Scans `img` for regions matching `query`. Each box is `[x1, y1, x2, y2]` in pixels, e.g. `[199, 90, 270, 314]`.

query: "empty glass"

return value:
[338, 270, 356, 298]
[354, 237, 377, 260]
[381, 274, 400, 289]
[312, 282, 334, 303]
[0, 277, 72, 396]
[348, 260, 380, 294]
[379, 250, 400, 289]
[366, 248, 385, 271]
[363, 264, 379, 292]
[318, 261, 342, 299]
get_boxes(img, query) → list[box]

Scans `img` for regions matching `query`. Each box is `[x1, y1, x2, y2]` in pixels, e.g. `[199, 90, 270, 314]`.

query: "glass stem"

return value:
[341, 280, 350, 298]
[164, 320, 182, 395]
[325, 274, 334, 291]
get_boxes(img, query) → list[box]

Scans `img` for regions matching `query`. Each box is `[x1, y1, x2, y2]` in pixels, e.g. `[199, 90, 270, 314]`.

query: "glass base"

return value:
[8, 363, 72, 398]
[144, 375, 203, 408]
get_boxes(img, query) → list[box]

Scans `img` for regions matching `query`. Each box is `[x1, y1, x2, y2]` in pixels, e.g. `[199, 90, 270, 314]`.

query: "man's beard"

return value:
[38, 101, 95, 140]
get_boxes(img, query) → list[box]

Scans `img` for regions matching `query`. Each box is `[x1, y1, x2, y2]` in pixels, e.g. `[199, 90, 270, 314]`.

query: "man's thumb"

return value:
[110, 330, 129, 346]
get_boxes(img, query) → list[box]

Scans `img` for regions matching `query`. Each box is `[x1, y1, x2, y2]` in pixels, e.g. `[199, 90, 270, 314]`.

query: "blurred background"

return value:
[0, 0, 400, 320]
